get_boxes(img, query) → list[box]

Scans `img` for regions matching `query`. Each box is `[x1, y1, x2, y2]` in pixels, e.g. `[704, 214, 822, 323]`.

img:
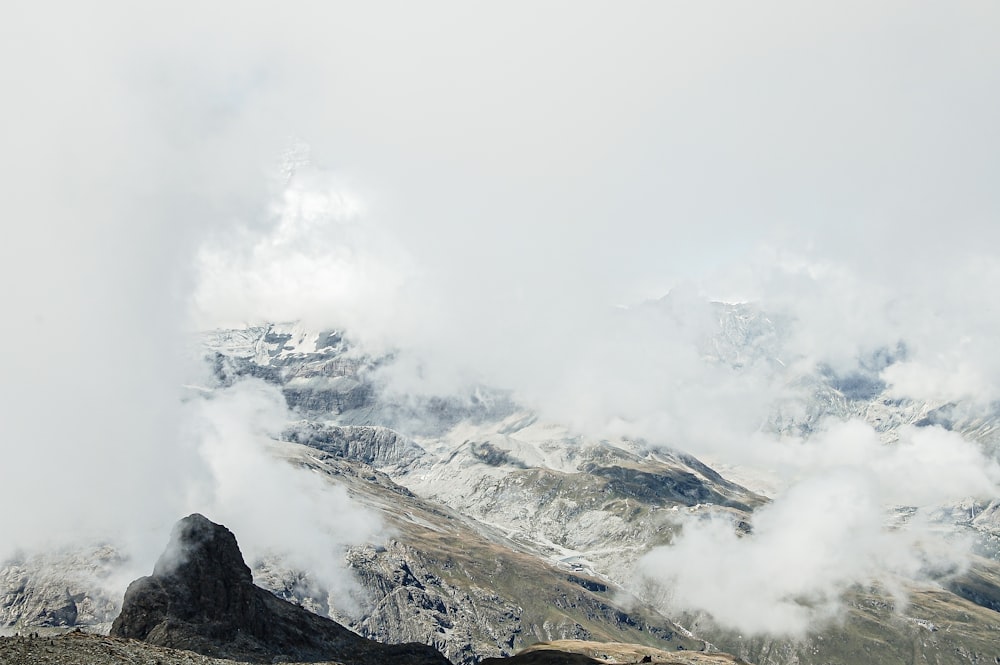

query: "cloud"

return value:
[184, 379, 383, 616]
[769, 421, 1000, 505]
[0, 1, 391, 598]
[635, 419, 1000, 636]
[193, 162, 415, 349]
[636, 472, 969, 637]
[2, 0, 1000, 639]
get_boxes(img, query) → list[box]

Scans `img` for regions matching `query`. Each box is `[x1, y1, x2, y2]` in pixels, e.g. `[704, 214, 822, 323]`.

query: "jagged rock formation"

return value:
[284, 422, 425, 470]
[110, 514, 451, 665]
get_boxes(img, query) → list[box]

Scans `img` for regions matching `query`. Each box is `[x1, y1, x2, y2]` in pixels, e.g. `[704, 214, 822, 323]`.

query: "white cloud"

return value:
[636, 419, 1000, 635]
[186, 379, 383, 616]
[193, 165, 414, 351]
[637, 470, 972, 637]
[3, 0, 1000, 639]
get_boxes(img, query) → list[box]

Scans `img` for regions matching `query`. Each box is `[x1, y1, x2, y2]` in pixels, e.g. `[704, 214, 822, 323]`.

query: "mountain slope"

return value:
[7, 317, 1000, 665]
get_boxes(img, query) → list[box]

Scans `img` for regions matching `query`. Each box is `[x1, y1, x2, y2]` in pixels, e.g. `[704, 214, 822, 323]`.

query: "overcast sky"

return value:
[3, 0, 1000, 635]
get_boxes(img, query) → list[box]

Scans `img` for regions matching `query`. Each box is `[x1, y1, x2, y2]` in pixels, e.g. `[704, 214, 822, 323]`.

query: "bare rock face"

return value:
[110, 514, 451, 665]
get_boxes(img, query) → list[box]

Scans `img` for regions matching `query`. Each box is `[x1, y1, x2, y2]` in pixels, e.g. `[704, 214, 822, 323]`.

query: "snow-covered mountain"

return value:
[6, 305, 1000, 665]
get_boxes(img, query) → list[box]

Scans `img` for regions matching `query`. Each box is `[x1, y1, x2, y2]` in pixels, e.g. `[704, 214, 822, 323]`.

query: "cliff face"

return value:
[110, 514, 451, 665]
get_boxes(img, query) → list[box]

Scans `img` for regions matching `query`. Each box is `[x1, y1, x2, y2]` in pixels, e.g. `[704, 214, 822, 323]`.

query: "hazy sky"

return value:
[3, 0, 1000, 636]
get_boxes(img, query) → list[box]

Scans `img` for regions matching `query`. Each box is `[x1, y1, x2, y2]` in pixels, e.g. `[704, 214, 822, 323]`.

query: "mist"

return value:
[3, 0, 1000, 638]
[636, 420, 1000, 636]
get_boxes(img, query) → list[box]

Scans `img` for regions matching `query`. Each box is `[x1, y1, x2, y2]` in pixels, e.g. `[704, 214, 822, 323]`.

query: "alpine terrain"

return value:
[4, 304, 1000, 665]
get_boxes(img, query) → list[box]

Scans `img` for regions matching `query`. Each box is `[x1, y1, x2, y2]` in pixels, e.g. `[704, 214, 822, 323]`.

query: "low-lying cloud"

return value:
[184, 379, 383, 616]
[637, 471, 972, 637]
[636, 419, 1000, 636]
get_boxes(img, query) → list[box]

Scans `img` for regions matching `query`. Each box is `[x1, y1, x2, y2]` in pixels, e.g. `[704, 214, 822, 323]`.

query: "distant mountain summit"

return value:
[110, 513, 451, 664]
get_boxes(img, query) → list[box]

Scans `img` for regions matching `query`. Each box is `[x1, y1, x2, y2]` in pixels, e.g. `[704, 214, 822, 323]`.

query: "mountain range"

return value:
[4, 302, 1000, 664]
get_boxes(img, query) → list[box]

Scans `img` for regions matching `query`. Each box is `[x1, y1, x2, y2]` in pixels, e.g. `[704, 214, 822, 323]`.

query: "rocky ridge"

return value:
[110, 513, 450, 665]
[265, 442, 709, 663]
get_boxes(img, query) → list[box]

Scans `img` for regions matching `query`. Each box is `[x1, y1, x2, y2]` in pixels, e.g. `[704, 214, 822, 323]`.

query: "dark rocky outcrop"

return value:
[110, 514, 451, 664]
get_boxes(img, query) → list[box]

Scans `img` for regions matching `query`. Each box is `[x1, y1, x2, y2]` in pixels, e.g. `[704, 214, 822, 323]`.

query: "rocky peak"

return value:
[148, 514, 255, 625]
[111, 514, 451, 664]
[153, 513, 249, 579]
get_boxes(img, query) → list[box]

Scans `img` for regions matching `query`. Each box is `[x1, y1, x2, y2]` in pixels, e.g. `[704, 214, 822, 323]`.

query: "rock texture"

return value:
[0, 546, 122, 630]
[110, 514, 451, 665]
[0, 630, 244, 665]
[284, 423, 425, 470]
[263, 445, 708, 664]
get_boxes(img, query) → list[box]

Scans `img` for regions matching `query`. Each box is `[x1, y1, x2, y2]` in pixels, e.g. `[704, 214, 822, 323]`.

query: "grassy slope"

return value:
[698, 585, 1000, 665]
[280, 443, 708, 657]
